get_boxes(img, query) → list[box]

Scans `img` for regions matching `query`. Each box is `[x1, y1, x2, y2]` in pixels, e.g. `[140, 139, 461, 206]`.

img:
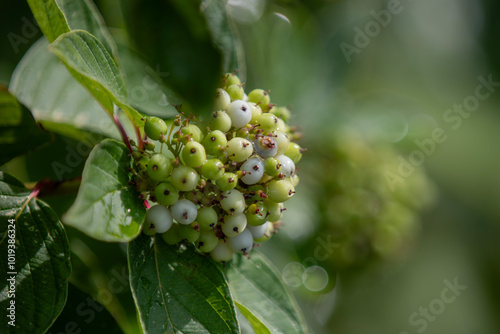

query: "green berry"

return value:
[226, 84, 245, 101]
[226, 137, 253, 162]
[225, 73, 241, 87]
[274, 131, 290, 155]
[181, 141, 206, 167]
[147, 154, 173, 181]
[136, 156, 149, 170]
[210, 240, 235, 262]
[270, 106, 291, 122]
[178, 222, 200, 242]
[161, 223, 182, 245]
[222, 213, 247, 237]
[197, 207, 219, 231]
[144, 116, 168, 140]
[257, 113, 279, 131]
[216, 172, 238, 191]
[181, 124, 203, 142]
[154, 182, 179, 206]
[249, 103, 262, 124]
[264, 199, 283, 222]
[214, 88, 231, 111]
[264, 157, 281, 177]
[171, 165, 200, 191]
[201, 159, 225, 180]
[248, 89, 271, 111]
[202, 130, 227, 156]
[245, 202, 268, 226]
[267, 179, 295, 203]
[253, 222, 274, 243]
[196, 230, 219, 252]
[285, 142, 303, 163]
[210, 111, 232, 132]
[221, 190, 246, 214]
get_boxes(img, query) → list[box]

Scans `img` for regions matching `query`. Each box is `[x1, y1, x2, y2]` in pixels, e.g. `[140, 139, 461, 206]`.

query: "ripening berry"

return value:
[196, 230, 219, 252]
[248, 89, 271, 110]
[257, 113, 279, 132]
[181, 124, 203, 142]
[285, 142, 303, 163]
[264, 199, 284, 222]
[154, 182, 179, 206]
[144, 116, 168, 140]
[245, 202, 268, 226]
[249, 103, 262, 124]
[275, 154, 295, 177]
[202, 130, 227, 156]
[226, 100, 252, 128]
[201, 159, 225, 180]
[253, 222, 274, 243]
[210, 111, 232, 132]
[210, 240, 235, 262]
[274, 131, 290, 155]
[161, 223, 182, 245]
[221, 189, 246, 214]
[214, 88, 231, 111]
[171, 199, 198, 225]
[181, 141, 206, 168]
[254, 136, 277, 158]
[226, 137, 253, 162]
[267, 179, 295, 203]
[247, 221, 271, 240]
[227, 229, 253, 254]
[240, 157, 265, 185]
[145, 205, 173, 234]
[171, 165, 200, 191]
[178, 222, 200, 242]
[147, 154, 173, 181]
[216, 172, 238, 191]
[264, 157, 281, 177]
[197, 206, 219, 231]
[226, 84, 245, 101]
[222, 213, 247, 237]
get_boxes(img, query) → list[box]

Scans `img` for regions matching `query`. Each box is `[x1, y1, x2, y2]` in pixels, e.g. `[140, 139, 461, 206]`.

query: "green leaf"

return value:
[26, 0, 70, 43]
[0, 87, 52, 166]
[224, 252, 309, 334]
[63, 139, 145, 242]
[235, 301, 271, 334]
[0, 172, 71, 333]
[9, 38, 120, 140]
[122, 0, 223, 117]
[201, 0, 239, 72]
[48, 283, 123, 333]
[50, 30, 143, 127]
[128, 235, 239, 334]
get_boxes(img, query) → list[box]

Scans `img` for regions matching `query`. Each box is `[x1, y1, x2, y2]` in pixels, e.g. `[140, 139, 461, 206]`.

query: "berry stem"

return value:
[113, 113, 133, 153]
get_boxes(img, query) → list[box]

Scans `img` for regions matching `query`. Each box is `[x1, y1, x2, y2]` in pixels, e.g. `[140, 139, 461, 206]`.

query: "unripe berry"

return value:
[147, 154, 173, 181]
[144, 116, 168, 140]
[216, 172, 238, 191]
[210, 111, 232, 132]
[240, 157, 264, 185]
[227, 229, 253, 254]
[136, 156, 149, 170]
[249, 103, 262, 124]
[171, 199, 198, 225]
[210, 240, 235, 262]
[270, 106, 291, 122]
[248, 89, 270, 110]
[226, 137, 253, 162]
[226, 100, 251, 128]
[201, 159, 225, 180]
[196, 230, 219, 252]
[202, 130, 227, 156]
[274, 131, 290, 155]
[220, 190, 245, 214]
[181, 141, 206, 168]
[214, 88, 231, 111]
[224, 73, 241, 87]
[178, 222, 200, 242]
[145, 205, 173, 234]
[197, 206, 219, 231]
[161, 223, 182, 245]
[253, 222, 274, 243]
[257, 113, 279, 132]
[264, 199, 284, 222]
[275, 154, 295, 177]
[245, 202, 268, 226]
[285, 142, 303, 163]
[267, 179, 295, 203]
[154, 182, 179, 206]
[254, 136, 277, 158]
[226, 84, 245, 101]
[247, 221, 270, 240]
[181, 124, 203, 142]
[264, 157, 281, 177]
[222, 213, 247, 237]
[171, 166, 200, 191]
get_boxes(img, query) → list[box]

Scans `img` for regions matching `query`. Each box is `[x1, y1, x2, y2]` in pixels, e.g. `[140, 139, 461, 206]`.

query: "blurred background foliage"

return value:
[2, 0, 500, 333]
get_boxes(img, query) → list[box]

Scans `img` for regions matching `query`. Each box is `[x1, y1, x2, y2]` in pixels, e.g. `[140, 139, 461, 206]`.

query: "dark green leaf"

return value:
[63, 139, 145, 242]
[0, 87, 52, 166]
[122, 0, 223, 117]
[26, 0, 70, 43]
[48, 283, 123, 333]
[50, 30, 143, 126]
[10, 38, 120, 140]
[201, 0, 239, 72]
[224, 252, 309, 334]
[128, 234, 239, 334]
[0, 172, 71, 333]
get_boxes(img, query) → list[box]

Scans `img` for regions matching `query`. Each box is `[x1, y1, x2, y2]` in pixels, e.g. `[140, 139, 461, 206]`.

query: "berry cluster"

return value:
[132, 73, 304, 263]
